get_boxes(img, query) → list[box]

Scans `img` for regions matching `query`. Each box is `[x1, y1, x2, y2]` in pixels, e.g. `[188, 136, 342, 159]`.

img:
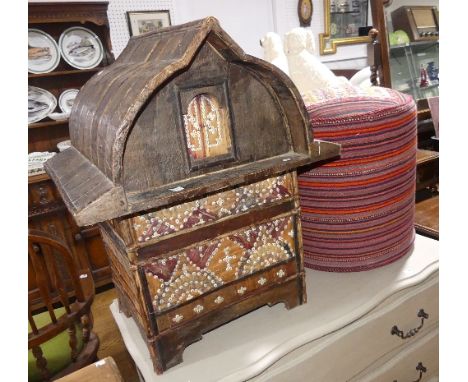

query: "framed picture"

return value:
[330, 0, 369, 38]
[126, 10, 172, 37]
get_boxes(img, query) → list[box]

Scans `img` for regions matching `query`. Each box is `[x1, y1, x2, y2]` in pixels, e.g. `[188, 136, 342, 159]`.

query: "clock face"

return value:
[299, 0, 313, 26]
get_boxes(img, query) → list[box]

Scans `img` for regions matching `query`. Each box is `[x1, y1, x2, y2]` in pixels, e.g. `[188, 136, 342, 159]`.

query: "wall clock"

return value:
[298, 0, 313, 27]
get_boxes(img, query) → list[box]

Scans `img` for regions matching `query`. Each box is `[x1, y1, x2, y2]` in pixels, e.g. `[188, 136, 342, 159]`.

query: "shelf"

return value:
[394, 81, 438, 94]
[420, 83, 439, 91]
[330, 10, 361, 15]
[389, 40, 438, 51]
[29, 201, 66, 218]
[416, 149, 439, 165]
[28, 67, 103, 79]
[28, 172, 50, 184]
[330, 11, 360, 14]
[29, 119, 68, 129]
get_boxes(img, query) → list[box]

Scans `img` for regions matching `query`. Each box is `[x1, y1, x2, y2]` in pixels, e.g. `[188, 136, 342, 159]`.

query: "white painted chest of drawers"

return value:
[111, 234, 439, 382]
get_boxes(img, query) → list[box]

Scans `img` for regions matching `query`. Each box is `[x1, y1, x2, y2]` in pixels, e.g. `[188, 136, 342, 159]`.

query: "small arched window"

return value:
[183, 93, 232, 160]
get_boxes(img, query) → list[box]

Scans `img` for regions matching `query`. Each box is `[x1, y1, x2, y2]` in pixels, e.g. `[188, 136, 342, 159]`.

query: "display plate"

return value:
[59, 89, 79, 114]
[57, 140, 71, 152]
[59, 27, 104, 70]
[28, 151, 56, 175]
[28, 86, 57, 124]
[49, 111, 70, 121]
[28, 29, 61, 74]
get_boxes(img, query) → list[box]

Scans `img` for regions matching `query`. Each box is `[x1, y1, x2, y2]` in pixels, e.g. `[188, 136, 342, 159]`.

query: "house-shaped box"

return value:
[45, 17, 340, 373]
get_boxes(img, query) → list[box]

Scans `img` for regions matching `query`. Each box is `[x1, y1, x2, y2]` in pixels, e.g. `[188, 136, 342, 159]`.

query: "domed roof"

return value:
[45, 17, 340, 226]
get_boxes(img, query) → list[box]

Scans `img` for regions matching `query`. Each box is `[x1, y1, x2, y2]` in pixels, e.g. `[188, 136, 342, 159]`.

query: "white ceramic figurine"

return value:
[260, 32, 289, 75]
[305, 29, 316, 55]
[284, 28, 347, 94]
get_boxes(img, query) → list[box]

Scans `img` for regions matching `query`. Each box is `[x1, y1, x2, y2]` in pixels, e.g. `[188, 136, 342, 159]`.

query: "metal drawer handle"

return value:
[393, 362, 427, 382]
[391, 309, 429, 339]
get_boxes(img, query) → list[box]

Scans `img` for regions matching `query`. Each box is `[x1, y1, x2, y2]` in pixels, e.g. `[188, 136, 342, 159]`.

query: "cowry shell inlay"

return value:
[214, 296, 224, 304]
[258, 277, 267, 285]
[172, 314, 184, 323]
[237, 286, 247, 295]
[193, 305, 204, 313]
[276, 269, 286, 278]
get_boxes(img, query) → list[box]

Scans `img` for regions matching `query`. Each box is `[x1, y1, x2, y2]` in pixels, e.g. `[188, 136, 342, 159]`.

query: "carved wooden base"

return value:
[118, 276, 305, 374]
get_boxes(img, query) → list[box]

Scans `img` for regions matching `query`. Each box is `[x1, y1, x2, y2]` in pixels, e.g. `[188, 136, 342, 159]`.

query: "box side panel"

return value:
[99, 223, 155, 338]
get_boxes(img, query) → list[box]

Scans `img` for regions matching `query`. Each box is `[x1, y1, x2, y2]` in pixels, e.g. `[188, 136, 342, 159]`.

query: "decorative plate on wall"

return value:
[48, 112, 70, 121]
[57, 140, 72, 152]
[28, 86, 57, 124]
[28, 29, 61, 74]
[59, 89, 79, 114]
[28, 151, 56, 176]
[59, 27, 104, 70]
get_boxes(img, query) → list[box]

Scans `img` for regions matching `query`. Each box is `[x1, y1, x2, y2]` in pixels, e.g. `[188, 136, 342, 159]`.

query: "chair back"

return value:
[28, 229, 96, 381]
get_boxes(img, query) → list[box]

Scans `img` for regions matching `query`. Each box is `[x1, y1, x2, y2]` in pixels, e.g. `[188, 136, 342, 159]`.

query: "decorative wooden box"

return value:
[45, 17, 340, 374]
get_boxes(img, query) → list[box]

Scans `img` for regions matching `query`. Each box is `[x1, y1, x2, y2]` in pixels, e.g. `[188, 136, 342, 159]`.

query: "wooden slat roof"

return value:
[69, 17, 247, 185]
[45, 17, 341, 226]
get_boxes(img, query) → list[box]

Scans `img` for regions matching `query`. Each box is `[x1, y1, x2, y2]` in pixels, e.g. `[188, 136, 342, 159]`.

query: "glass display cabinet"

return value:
[388, 40, 439, 101]
[369, 0, 439, 149]
[370, 0, 439, 101]
[369, 0, 439, 237]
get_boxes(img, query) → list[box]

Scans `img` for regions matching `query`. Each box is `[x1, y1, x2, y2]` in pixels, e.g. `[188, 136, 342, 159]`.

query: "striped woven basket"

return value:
[299, 88, 417, 272]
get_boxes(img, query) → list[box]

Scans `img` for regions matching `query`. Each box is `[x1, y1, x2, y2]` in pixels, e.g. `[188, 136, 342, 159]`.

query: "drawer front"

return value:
[349, 327, 438, 382]
[140, 213, 298, 314]
[155, 260, 298, 332]
[254, 274, 438, 382]
[29, 181, 59, 207]
[324, 276, 438, 380]
[123, 173, 295, 245]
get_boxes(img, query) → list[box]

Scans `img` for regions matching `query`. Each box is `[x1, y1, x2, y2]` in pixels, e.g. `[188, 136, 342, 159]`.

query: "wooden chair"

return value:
[28, 229, 99, 381]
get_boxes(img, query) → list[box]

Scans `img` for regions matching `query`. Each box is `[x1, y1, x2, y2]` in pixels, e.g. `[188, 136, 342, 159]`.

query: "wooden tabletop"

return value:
[55, 357, 124, 382]
[416, 149, 439, 165]
[28, 172, 50, 184]
[415, 196, 439, 240]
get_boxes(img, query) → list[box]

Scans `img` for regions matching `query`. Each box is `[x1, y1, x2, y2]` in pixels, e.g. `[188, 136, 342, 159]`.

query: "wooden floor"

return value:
[92, 288, 140, 382]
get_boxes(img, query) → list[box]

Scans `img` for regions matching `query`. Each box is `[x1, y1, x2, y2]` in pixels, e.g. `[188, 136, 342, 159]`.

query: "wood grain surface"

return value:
[44, 16, 341, 227]
[56, 356, 124, 382]
[414, 196, 439, 240]
[92, 289, 140, 382]
[44, 15, 341, 375]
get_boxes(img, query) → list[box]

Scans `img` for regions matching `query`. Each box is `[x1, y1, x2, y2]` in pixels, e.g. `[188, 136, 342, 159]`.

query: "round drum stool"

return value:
[299, 88, 417, 272]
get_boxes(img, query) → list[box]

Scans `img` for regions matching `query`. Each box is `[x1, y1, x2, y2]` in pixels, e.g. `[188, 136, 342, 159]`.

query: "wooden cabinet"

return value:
[253, 238, 439, 382]
[369, 0, 439, 151]
[416, 149, 439, 194]
[44, 16, 340, 374]
[387, 40, 438, 101]
[349, 329, 438, 381]
[28, 2, 114, 291]
[369, 0, 439, 96]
